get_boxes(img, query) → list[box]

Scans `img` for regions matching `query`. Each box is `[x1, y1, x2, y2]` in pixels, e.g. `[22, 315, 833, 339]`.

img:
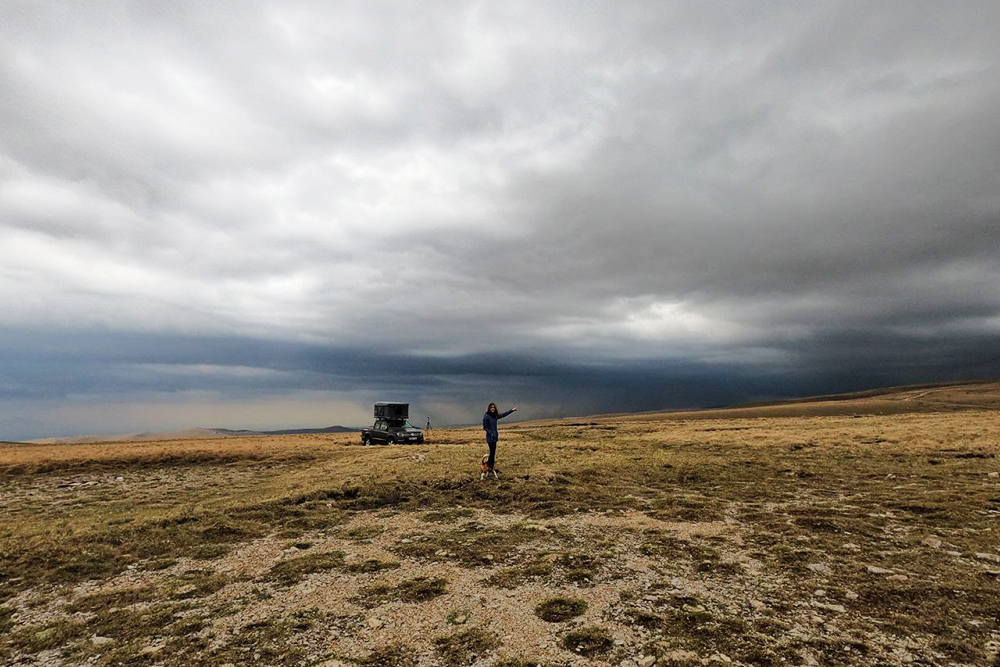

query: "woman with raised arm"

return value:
[481, 402, 517, 480]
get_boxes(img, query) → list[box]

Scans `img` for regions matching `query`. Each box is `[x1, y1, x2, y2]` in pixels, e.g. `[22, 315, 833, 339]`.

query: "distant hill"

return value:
[213, 426, 358, 436]
[515, 380, 1000, 426]
[27, 425, 358, 445]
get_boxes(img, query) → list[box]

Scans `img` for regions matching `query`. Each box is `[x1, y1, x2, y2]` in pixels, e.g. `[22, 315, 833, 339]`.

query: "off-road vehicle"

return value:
[361, 403, 424, 445]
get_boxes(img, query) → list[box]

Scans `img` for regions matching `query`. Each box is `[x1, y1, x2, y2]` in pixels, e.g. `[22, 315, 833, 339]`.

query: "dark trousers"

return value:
[486, 440, 497, 470]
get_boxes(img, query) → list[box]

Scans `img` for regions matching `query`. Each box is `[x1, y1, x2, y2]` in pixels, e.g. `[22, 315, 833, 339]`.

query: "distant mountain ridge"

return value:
[212, 426, 358, 436]
[27, 425, 358, 445]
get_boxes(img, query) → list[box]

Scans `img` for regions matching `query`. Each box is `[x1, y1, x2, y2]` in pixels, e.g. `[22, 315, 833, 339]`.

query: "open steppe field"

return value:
[1, 383, 999, 667]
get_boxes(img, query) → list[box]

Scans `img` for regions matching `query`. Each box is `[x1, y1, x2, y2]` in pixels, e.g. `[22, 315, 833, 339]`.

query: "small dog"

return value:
[480, 454, 499, 480]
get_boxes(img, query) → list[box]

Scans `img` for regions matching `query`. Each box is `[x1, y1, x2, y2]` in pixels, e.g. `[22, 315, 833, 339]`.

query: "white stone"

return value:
[807, 563, 831, 575]
[866, 565, 894, 574]
[665, 650, 698, 662]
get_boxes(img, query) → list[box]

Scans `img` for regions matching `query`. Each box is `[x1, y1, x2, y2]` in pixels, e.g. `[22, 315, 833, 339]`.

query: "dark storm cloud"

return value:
[1, 2, 998, 438]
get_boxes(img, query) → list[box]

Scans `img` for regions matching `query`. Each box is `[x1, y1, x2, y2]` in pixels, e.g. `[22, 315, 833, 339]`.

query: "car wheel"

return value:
[361, 435, 370, 446]
[387, 437, 396, 445]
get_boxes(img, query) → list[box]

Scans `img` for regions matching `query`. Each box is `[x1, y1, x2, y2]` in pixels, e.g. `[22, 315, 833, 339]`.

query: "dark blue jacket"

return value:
[482, 409, 513, 442]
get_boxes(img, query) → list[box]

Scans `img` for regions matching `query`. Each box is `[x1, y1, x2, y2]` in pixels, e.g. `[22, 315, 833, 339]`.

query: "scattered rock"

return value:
[807, 563, 831, 575]
[91, 636, 114, 646]
[367, 617, 384, 629]
[664, 650, 698, 663]
[866, 565, 894, 574]
[842, 542, 861, 550]
[813, 589, 826, 597]
[920, 536, 942, 549]
[845, 590, 859, 600]
[988, 472, 998, 478]
[637, 656, 655, 667]
[708, 653, 732, 663]
[886, 574, 909, 582]
[812, 602, 846, 613]
[974, 552, 1000, 564]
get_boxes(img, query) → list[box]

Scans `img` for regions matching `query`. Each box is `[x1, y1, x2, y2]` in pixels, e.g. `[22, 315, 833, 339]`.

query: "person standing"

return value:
[482, 402, 516, 479]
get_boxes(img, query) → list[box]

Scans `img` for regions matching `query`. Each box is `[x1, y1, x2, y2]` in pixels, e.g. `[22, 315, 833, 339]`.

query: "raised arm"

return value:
[498, 407, 517, 419]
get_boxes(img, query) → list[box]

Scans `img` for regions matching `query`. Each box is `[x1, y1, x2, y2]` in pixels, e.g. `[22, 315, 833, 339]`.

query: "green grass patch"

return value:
[65, 585, 159, 613]
[359, 576, 448, 606]
[345, 524, 384, 541]
[264, 551, 344, 586]
[8, 619, 86, 654]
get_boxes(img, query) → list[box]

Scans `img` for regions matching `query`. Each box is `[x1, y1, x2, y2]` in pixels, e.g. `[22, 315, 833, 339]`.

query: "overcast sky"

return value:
[2, 2, 999, 440]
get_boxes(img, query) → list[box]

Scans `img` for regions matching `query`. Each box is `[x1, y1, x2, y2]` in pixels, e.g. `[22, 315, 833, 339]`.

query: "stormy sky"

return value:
[2, 2, 999, 440]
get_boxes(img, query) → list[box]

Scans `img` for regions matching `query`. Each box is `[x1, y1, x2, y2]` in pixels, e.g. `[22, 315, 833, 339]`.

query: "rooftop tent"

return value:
[374, 402, 408, 420]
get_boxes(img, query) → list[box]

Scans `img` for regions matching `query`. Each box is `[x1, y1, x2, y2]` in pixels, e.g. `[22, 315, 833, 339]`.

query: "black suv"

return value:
[361, 419, 424, 446]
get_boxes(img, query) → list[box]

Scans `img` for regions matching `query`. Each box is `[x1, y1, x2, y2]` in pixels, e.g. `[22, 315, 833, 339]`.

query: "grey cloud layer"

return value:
[1, 2, 999, 438]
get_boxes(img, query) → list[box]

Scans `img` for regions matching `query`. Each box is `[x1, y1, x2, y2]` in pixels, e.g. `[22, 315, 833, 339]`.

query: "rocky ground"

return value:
[1, 395, 999, 666]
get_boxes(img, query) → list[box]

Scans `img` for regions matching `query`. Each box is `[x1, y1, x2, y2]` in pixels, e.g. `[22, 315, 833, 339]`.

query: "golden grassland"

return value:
[1, 383, 998, 666]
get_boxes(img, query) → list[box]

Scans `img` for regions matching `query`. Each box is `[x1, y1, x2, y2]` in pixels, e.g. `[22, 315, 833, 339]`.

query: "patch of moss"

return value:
[561, 626, 613, 656]
[360, 644, 418, 667]
[434, 626, 500, 667]
[167, 569, 231, 599]
[345, 558, 400, 574]
[485, 559, 553, 587]
[346, 524, 384, 541]
[0, 605, 14, 633]
[424, 508, 475, 522]
[535, 596, 587, 622]
[397, 576, 448, 602]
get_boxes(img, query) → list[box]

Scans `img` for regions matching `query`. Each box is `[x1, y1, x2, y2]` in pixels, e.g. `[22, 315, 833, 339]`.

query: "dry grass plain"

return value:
[1, 382, 999, 667]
